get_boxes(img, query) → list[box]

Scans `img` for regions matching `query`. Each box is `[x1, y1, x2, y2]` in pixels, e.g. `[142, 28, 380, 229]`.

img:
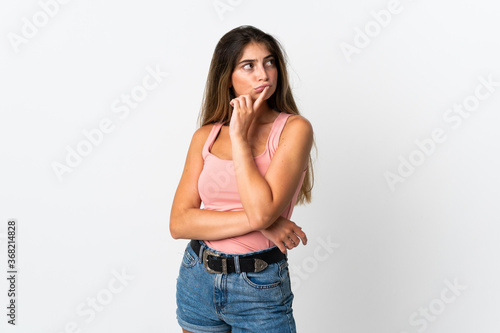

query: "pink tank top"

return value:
[198, 111, 307, 254]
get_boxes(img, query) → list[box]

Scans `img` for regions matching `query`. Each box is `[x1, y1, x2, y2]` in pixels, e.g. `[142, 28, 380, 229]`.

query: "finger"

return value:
[283, 238, 295, 250]
[289, 234, 301, 247]
[283, 239, 290, 248]
[277, 242, 287, 255]
[244, 94, 252, 110]
[232, 98, 241, 111]
[295, 228, 308, 245]
[253, 86, 269, 110]
[237, 95, 247, 105]
[236, 95, 250, 113]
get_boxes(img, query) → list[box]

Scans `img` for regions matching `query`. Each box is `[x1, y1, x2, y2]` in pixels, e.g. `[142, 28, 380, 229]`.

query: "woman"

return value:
[170, 25, 315, 333]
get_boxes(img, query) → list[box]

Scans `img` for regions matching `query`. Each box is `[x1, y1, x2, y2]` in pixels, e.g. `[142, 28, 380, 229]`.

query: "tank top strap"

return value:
[202, 122, 224, 160]
[268, 112, 293, 155]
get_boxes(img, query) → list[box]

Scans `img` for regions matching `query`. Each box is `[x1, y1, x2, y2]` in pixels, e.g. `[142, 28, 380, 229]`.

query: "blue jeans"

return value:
[176, 241, 296, 333]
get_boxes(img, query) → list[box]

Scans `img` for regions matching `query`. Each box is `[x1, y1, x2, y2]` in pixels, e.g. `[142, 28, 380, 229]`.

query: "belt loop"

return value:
[234, 255, 241, 274]
[198, 241, 204, 263]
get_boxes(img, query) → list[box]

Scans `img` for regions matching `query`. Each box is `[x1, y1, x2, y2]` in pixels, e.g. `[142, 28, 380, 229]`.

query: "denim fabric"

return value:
[176, 241, 296, 333]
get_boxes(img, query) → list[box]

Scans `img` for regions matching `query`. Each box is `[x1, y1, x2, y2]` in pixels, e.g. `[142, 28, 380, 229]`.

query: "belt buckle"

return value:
[254, 258, 268, 273]
[202, 249, 227, 274]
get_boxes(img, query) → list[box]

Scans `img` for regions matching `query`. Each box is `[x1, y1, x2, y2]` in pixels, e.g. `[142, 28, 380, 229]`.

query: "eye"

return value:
[243, 63, 253, 70]
[266, 58, 275, 67]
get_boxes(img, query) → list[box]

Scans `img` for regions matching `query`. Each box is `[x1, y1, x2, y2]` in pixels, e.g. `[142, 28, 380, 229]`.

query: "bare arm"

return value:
[229, 92, 314, 231]
[169, 125, 254, 240]
[169, 123, 308, 253]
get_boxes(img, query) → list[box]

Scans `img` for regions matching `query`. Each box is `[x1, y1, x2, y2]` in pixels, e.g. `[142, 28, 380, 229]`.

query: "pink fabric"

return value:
[198, 111, 307, 254]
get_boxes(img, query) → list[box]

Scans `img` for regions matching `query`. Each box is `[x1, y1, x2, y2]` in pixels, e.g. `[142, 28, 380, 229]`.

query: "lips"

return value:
[254, 84, 271, 93]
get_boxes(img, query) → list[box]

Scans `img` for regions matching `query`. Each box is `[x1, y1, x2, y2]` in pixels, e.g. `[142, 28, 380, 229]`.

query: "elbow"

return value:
[170, 227, 181, 240]
[169, 206, 196, 239]
[169, 222, 181, 240]
[169, 213, 184, 240]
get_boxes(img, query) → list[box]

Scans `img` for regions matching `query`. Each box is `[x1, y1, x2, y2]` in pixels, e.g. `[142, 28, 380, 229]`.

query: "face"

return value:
[230, 42, 278, 102]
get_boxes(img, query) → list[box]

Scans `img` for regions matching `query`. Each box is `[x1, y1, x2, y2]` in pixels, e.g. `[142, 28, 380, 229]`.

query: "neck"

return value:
[253, 102, 276, 123]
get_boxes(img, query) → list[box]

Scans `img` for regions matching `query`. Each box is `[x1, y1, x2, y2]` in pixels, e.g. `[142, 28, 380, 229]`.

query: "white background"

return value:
[1, 0, 499, 332]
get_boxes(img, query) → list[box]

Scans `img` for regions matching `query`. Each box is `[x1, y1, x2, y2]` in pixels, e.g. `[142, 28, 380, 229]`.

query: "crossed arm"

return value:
[169, 106, 313, 253]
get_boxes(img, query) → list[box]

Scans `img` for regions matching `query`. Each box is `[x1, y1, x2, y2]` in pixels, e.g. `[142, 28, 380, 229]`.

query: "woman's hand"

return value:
[229, 86, 269, 141]
[260, 216, 308, 254]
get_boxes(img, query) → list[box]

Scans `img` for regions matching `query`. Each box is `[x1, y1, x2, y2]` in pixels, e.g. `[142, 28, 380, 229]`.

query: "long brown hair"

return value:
[198, 25, 316, 205]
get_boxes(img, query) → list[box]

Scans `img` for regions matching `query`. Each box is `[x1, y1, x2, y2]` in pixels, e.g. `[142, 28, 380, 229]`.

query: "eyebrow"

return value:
[238, 55, 275, 65]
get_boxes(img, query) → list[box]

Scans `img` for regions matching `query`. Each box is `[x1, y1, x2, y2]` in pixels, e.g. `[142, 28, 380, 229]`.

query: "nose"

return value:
[255, 63, 269, 81]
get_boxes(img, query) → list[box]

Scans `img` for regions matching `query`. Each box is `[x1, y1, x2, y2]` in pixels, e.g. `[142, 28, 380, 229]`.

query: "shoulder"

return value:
[191, 123, 218, 145]
[281, 114, 313, 142]
[183, 123, 219, 160]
